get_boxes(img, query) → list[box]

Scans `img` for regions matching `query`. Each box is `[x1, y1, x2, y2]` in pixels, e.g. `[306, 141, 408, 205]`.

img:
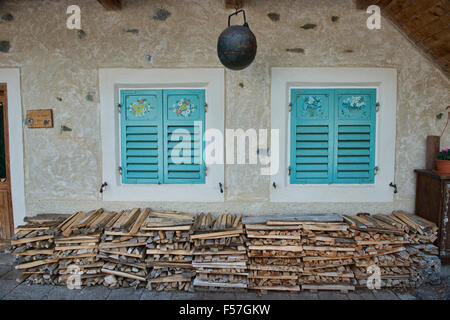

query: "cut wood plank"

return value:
[11, 235, 54, 245]
[302, 284, 355, 292]
[98, 242, 147, 249]
[101, 268, 146, 281]
[190, 229, 243, 240]
[248, 285, 300, 291]
[248, 245, 303, 252]
[13, 249, 54, 256]
[246, 232, 300, 240]
[141, 225, 191, 231]
[146, 249, 192, 255]
[15, 259, 59, 270]
[148, 274, 191, 283]
[129, 208, 151, 234]
[193, 279, 247, 288]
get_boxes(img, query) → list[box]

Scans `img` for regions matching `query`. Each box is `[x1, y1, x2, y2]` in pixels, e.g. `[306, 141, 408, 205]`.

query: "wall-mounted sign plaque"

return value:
[26, 109, 53, 128]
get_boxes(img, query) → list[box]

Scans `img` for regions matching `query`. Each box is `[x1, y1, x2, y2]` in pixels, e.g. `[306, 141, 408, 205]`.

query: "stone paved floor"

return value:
[1, 253, 448, 300]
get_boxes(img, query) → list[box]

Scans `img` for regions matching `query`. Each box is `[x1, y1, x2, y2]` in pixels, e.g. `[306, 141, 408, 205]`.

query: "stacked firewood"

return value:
[9, 215, 65, 285]
[54, 209, 117, 287]
[9, 209, 440, 292]
[244, 217, 303, 293]
[297, 217, 357, 293]
[192, 213, 248, 292]
[98, 208, 151, 288]
[345, 211, 440, 289]
[144, 210, 195, 292]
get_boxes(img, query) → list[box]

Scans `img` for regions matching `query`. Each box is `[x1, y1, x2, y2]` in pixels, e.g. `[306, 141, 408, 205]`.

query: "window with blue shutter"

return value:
[163, 90, 205, 184]
[290, 88, 376, 184]
[334, 89, 376, 183]
[120, 89, 205, 184]
[290, 89, 334, 184]
[120, 90, 164, 184]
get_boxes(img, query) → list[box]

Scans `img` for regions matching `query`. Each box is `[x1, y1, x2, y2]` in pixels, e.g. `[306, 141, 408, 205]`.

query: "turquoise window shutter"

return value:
[333, 89, 376, 183]
[290, 89, 335, 184]
[120, 90, 164, 184]
[162, 89, 205, 184]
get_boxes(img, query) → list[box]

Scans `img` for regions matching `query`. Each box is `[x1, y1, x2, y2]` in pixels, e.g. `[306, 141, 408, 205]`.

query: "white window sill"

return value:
[270, 183, 394, 203]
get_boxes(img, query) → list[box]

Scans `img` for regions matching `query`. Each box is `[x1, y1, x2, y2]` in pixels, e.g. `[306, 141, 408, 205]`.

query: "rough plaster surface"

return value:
[0, 0, 449, 217]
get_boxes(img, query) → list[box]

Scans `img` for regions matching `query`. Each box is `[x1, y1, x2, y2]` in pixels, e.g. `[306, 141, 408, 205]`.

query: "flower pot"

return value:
[436, 160, 450, 174]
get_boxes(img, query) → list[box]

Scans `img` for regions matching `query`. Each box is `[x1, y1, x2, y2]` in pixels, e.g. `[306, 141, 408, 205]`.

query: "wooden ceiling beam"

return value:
[354, 0, 450, 77]
[97, 0, 121, 10]
[224, 0, 244, 9]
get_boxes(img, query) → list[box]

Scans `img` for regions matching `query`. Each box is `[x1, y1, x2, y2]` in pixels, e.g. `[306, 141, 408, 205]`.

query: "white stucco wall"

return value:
[0, 0, 449, 217]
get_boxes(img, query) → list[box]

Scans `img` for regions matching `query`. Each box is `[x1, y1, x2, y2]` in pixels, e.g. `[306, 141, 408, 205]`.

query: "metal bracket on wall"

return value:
[288, 103, 292, 112]
[219, 182, 224, 193]
[118, 166, 123, 176]
[389, 182, 398, 194]
[288, 166, 291, 176]
[205, 103, 208, 113]
[117, 104, 121, 113]
[376, 102, 380, 112]
[273, 182, 277, 189]
[100, 182, 108, 194]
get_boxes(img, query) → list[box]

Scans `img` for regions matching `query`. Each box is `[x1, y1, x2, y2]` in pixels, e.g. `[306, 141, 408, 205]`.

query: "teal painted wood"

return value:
[120, 90, 163, 184]
[333, 89, 376, 184]
[290, 89, 335, 184]
[162, 89, 205, 184]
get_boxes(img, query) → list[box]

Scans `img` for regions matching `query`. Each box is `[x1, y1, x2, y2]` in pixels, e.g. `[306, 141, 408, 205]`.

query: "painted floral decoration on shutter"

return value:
[340, 96, 369, 119]
[129, 98, 151, 117]
[301, 96, 325, 119]
[173, 98, 196, 118]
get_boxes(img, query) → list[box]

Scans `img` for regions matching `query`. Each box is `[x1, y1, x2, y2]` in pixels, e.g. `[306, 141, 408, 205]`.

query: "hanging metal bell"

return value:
[217, 9, 257, 71]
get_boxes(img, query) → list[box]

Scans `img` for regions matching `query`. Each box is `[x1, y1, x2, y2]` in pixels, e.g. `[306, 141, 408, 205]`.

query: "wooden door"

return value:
[0, 83, 13, 241]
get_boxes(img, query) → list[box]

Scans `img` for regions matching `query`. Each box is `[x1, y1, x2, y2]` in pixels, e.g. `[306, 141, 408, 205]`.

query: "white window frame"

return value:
[0, 68, 25, 226]
[270, 67, 397, 203]
[99, 68, 225, 202]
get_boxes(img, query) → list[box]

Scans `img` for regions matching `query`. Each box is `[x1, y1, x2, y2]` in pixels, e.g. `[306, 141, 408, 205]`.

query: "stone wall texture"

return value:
[0, 0, 449, 216]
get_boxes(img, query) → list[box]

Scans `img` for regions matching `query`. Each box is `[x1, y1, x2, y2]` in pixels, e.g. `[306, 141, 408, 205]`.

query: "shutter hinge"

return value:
[374, 166, 379, 175]
[117, 104, 121, 113]
[376, 102, 380, 112]
[205, 103, 208, 113]
[204, 166, 207, 177]
[288, 166, 291, 176]
[118, 166, 123, 176]
[288, 103, 292, 112]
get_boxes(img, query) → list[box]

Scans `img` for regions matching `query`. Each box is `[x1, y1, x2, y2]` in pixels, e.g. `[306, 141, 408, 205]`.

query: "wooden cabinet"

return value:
[415, 169, 450, 263]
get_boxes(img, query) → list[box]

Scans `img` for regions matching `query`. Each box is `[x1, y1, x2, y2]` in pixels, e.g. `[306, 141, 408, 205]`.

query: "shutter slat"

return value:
[127, 149, 158, 156]
[127, 172, 158, 178]
[126, 134, 158, 141]
[127, 164, 159, 171]
[296, 134, 329, 141]
[126, 142, 158, 149]
[127, 156, 158, 164]
[337, 156, 369, 163]
[296, 156, 328, 164]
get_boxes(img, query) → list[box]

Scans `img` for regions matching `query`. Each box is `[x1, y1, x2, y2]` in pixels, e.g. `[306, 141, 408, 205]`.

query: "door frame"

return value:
[0, 68, 25, 227]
